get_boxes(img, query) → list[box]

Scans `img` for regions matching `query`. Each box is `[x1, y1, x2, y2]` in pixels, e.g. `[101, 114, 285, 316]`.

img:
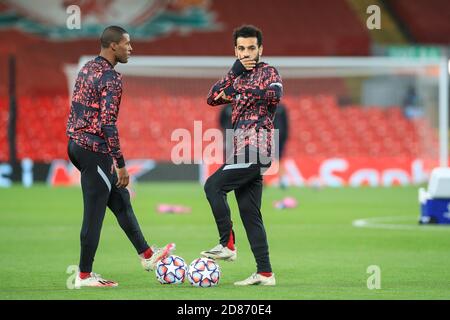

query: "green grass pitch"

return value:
[1, 183, 449, 300]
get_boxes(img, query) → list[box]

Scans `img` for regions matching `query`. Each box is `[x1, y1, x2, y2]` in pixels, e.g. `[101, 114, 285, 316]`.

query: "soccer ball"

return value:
[187, 258, 220, 287]
[155, 255, 187, 285]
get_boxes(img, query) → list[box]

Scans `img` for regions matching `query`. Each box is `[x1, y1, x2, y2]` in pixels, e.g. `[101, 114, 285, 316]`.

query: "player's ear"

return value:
[111, 42, 117, 51]
[259, 45, 263, 58]
[234, 46, 238, 58]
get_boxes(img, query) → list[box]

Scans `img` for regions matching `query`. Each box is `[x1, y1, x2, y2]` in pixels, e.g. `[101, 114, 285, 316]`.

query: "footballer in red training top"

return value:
[66, 25, 175, 288]
[202, 25, 282, 286]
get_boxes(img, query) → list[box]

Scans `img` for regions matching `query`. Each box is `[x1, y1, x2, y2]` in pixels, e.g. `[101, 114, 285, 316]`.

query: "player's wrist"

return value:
[230, 59, 246, 76]
[115, 156, 126, 169]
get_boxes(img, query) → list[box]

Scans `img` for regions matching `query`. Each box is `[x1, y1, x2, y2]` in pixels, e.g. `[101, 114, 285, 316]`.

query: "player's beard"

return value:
[117, 55, 128, 64]
[254, 53, 260, 63]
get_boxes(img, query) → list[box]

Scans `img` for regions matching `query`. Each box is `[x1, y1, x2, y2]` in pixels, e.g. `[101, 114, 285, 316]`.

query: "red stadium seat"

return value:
[1, 93, 439, 161]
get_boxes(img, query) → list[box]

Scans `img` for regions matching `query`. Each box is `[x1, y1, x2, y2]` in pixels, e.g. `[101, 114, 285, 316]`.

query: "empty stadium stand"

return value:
[0, 94, 438, 162]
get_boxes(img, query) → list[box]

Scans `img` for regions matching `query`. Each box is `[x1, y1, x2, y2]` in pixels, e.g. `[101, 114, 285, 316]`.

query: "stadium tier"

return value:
[0, 1, 446, 169]
[0, 0, 370, 98]
[0, 94, 438, 162]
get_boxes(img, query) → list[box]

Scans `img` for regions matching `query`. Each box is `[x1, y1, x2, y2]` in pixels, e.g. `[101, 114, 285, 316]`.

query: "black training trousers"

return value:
[68, 140, 149, 273]
[204, 159, 272, 273]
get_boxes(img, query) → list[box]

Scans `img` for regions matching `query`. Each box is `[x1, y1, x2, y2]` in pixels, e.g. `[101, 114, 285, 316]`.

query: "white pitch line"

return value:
[352, 216, 450, 231]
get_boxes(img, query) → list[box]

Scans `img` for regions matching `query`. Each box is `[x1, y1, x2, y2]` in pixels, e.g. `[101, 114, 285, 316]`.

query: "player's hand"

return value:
[116, 166, 129, 188]
[214, 91, 231, 102]
[240, 57, 256, 70]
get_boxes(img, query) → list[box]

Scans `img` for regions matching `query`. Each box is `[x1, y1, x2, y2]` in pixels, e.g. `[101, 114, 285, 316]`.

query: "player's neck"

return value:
[99, 50, 117, 67]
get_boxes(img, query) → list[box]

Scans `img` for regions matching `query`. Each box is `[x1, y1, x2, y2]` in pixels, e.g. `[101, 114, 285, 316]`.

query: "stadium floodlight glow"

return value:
[69, 56, 449, 168]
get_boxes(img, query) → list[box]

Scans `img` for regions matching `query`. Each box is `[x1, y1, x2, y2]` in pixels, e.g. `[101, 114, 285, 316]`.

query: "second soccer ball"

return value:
[187, 257, 220, 287]
[155, 255, 187, 284]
